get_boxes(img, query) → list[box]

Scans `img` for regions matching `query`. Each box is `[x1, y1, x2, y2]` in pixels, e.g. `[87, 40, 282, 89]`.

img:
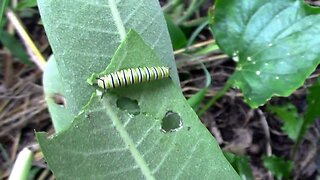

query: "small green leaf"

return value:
[0, 29, 31, 65]
[37, 30, 239, 179]
[268, 103, 303, 142]
[164, 14, 187, 50]
[211, 0, 320, 108]
[224, 152, 254, 180]
[42, 56, 73, 133]
[263, 155, 293, 180]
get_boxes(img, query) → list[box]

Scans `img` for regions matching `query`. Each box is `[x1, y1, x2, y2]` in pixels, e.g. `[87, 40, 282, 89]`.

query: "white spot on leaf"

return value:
[233, 56, 239, 62]
[256, 71, 261, 75]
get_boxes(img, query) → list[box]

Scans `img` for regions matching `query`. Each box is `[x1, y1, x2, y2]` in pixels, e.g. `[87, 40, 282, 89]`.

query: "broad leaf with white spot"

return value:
[211, 0, 320, 107]
[37, 31, 239, 179]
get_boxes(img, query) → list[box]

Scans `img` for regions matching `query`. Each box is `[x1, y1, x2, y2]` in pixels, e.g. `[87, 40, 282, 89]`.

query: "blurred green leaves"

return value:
[268, 78, 320, 143]
[224, 152, 254, 180]
[17, 0, 37, 10]
[0, 0, 8, 26]
[165, 14, 187, 50]
[304, 78, 320, 134]
[268, 103, 303, 142]
[263, 155, 293, 180]
[0, 29, 30, 64]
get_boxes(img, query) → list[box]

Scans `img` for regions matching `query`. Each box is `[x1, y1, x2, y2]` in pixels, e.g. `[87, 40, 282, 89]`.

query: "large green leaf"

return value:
[37, 0, 179, 118]
[37, 31, 239, 179]
[211, 0, 320, 108]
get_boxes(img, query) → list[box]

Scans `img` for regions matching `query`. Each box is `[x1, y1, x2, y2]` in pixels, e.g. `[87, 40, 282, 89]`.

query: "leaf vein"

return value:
[104, 100, 155, 179]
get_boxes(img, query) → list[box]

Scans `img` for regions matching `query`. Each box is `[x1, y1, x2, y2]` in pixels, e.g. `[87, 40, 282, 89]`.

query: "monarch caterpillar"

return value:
[96, 66, 170, 90]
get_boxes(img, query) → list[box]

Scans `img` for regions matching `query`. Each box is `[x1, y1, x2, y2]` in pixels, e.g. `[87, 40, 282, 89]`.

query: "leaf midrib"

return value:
[104, 99, 155, 180]
[108, 0, 126, 41]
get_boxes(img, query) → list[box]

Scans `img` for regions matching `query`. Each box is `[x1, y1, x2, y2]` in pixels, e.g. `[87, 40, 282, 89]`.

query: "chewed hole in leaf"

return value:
[51, 93, 67, 107]
[116, 97, 140, 115]
[161, 111, 183, 133]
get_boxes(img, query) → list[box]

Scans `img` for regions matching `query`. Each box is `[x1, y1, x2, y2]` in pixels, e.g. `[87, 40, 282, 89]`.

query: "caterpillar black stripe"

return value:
[96, 66, 170, 90]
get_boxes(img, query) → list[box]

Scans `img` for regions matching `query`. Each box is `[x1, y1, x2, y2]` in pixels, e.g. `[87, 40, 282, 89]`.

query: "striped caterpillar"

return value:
[96, 66, 170, 90]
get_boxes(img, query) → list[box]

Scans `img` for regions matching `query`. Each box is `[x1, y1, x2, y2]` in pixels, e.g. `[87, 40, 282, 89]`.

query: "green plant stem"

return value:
[8, 147, 33, 180]
[177, 0, 206, 24]
[0, 144, 10, 162]
[290, 122, 307, 159]
[187, 63, 211, 110]
[186, 20, 208, 52]
[182, 17, 208, 27]
[198, 78, 234, 116]
[162, 0, 182, 13]
[0, 0, 8, 26]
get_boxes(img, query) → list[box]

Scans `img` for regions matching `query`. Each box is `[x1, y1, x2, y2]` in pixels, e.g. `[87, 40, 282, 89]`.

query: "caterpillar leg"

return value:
[96, 77, 107, 99]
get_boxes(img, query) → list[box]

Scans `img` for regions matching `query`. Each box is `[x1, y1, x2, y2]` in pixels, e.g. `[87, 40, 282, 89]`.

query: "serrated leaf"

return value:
[211, 0, 320, 108]
[37, 30, 239, 179]
[37, 0, 179, 119]
[263, 155, 293, 180]
[268, 103, 303, 142]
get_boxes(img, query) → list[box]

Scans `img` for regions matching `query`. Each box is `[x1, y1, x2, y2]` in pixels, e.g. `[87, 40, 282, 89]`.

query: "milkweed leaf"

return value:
[38, 0, 179, 120]
[37, 30, 239, 180]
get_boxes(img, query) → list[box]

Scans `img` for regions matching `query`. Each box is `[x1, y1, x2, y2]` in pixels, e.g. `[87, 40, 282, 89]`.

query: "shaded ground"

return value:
[1, 0, 320, 179]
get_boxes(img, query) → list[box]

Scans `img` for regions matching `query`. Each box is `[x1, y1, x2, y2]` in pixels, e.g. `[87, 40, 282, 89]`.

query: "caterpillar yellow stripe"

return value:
[96, 66, 170, 90]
